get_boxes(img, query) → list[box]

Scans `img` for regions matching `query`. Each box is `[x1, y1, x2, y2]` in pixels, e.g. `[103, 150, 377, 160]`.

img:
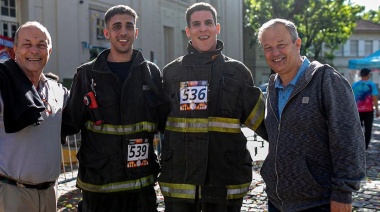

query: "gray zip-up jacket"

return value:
[261, 60, 366, 211]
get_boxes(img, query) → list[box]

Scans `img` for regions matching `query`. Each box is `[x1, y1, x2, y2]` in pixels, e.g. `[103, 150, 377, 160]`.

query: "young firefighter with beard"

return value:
[62, 5, 162, 212]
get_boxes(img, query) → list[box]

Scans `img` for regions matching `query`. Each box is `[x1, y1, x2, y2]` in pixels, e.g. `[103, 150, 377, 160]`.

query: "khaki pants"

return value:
[0, 181, 57, 212]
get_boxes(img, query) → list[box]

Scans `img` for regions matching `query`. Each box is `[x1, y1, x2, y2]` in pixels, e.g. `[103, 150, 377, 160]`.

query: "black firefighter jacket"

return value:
[62, 49, 162, 193]
[158, 40, 268, 204]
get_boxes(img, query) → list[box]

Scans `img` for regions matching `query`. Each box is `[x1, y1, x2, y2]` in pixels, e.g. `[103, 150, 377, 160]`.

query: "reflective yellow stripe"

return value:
[158, 182, 250, 200]
[244, 93, 265, 130]
[85, 121, 157, 135]
[77, 175, 155, 193]
[165, 117, 241, 133]
[226, 183, 250, 199]
[159, 182, 196, 199]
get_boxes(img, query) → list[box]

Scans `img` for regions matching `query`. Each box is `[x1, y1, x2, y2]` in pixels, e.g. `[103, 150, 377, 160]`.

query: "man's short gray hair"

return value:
[257, 18, 299, 47]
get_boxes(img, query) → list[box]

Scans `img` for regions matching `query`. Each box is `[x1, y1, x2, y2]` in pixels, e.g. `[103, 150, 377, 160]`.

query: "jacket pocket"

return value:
[218, 77, 239, 117]
[277, 158, 328, 201]
[77, 150, 108, 169]
[161, 149, 174, 162]
[143, 87, 161, 108]
[160, 150, 174, 174]
[224, 149, 253, 183]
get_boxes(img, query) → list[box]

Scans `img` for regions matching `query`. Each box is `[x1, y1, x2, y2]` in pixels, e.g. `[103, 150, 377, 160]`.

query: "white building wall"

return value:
[218, 0, 243, 60]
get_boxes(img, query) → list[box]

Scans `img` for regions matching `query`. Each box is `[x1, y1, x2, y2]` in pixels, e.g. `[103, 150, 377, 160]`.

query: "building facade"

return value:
[0, 0, 243, 87]
[332, 20, 380, 84]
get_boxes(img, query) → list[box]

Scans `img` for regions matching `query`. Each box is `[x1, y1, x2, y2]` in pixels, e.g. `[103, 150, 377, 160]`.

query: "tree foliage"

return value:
[361, 9, 380, 23]
[244, 0, 364, 61]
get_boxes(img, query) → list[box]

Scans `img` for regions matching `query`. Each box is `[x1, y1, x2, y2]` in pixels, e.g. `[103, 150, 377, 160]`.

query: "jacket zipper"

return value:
[268, 76, 313, 211]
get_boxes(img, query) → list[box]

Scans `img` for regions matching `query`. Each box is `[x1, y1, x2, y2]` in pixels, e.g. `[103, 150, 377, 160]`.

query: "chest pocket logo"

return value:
[179, 80, 208, 110]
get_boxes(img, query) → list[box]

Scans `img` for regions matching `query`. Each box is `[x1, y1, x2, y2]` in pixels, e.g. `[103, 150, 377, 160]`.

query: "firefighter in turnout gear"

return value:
[158, 3, 268, 212]
[62, 5, 162, 212]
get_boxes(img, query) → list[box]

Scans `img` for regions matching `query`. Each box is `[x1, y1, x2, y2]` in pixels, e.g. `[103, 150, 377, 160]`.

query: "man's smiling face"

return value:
[260, 24, 301, 75]
[104, 13, 138, 57]
[13, 25, 52, 75]
[186, 10, 220, 53]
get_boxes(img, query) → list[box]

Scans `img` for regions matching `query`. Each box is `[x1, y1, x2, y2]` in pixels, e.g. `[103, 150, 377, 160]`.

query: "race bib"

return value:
[179, 80, 208, 111]
[127, 139, 149, 168]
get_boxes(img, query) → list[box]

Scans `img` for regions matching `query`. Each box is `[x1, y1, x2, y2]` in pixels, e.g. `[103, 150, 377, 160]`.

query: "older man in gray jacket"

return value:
[257, 18, 365, 212]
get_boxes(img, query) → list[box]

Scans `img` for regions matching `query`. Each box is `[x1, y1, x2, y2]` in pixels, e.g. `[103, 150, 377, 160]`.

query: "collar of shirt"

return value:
[275, 56, 310, 118]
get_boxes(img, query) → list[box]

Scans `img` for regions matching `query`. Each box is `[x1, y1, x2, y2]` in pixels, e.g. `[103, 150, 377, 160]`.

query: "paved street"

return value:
[57, 120, 380, 212]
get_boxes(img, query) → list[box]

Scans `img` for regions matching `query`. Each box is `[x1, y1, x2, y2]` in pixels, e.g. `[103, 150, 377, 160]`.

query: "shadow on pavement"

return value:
[57, 188, 82, 212]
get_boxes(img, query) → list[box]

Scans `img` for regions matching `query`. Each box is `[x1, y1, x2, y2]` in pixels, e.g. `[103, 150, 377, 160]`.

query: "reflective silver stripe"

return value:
[244, 93, 265, 130]
[165, 117, 241, 133]
[77, 175, 155, 193]
[85, 121, 157, 135]
[158, 182, 196, 199]
[226, 183, 251, 199]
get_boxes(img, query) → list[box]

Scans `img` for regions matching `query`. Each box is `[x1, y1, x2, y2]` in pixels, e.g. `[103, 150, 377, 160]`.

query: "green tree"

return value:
[361, 9, 380, 23]
[244, 0, 364, 61]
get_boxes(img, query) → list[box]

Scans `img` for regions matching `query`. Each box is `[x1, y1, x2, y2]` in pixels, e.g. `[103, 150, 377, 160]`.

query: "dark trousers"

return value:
[359, 111, 374, 149]
[164, 186, 242, 212]
[164, 202, 242, 212]
[81, 185, 157, 212]
[268, 200, 330, 212]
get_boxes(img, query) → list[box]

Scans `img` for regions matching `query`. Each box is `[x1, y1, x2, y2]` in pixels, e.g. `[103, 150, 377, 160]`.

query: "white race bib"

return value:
[127, 139, 149, 168]
[179, 80, 208, 111]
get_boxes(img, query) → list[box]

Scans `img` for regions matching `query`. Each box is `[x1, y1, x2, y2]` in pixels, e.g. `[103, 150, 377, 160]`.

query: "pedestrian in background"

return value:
[352, 67, 380, 150]
[0, 21, 69, 212]
[158, 2, 267, 212]
[62, 5, 162, 212]
[257, 18, 365, 212]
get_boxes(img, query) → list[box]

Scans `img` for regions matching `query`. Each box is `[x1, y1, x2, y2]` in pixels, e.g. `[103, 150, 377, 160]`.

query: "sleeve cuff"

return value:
[331, 190, 352, 204]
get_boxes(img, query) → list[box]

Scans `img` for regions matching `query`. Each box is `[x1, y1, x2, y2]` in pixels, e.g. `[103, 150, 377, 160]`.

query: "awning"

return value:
[348, 50, 380, 70]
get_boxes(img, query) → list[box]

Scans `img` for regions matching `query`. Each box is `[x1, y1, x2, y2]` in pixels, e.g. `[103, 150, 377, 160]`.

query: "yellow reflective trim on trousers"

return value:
[244, 93, 265, 131]
[158, 182, 196, 199]
[226, 182, 251, 199]
[158, 182, 250, 200]
[77, 175, 155, 193]
[85, 121, 157, 135]
[165, 117, 241, 133]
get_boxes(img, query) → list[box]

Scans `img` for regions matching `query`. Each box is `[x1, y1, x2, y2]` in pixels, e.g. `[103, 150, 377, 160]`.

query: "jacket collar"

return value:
[181, 40, 224, 66]
[92, 49, 146, 72]
[269, 59, 324, 94]
[267, 59, 324, 119]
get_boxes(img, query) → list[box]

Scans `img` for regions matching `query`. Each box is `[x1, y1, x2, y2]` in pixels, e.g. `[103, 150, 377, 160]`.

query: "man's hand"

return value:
[331, 200, 352, 212]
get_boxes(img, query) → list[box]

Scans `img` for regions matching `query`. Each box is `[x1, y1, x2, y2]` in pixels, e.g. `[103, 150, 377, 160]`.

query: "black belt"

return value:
[0, 175, 55, 190]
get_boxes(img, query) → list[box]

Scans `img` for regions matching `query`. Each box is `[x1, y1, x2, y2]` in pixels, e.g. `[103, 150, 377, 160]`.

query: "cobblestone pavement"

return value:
[57, 120, 380, 212]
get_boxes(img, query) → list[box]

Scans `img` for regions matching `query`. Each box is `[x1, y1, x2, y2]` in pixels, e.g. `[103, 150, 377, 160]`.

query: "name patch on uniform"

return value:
[127, 138, 149, 168]
[179, 80, 208, 111]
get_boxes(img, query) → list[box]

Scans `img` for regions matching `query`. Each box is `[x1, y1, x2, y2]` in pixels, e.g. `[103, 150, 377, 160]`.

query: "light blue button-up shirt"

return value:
[275, 57, 310, 118]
